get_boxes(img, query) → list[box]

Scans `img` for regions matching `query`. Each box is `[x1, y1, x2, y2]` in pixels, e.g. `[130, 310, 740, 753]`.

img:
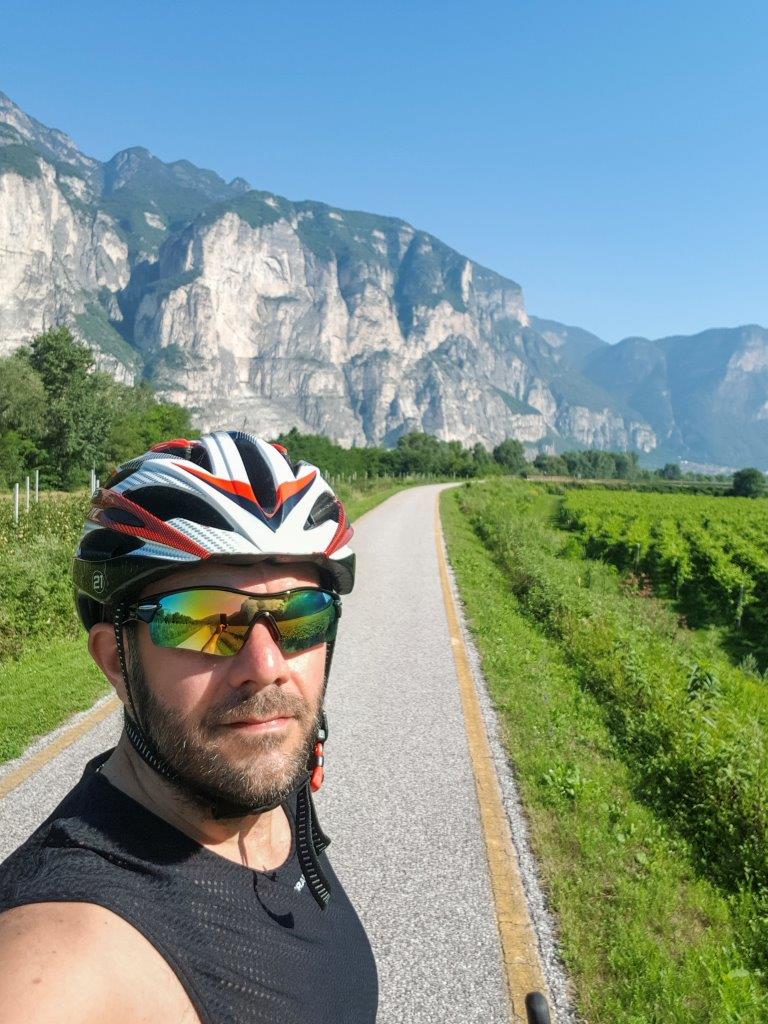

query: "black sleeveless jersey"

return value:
[0, 749, 378, 1024]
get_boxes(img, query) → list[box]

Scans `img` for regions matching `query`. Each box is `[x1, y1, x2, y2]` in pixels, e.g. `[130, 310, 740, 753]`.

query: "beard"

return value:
[124, 629, 323, 819]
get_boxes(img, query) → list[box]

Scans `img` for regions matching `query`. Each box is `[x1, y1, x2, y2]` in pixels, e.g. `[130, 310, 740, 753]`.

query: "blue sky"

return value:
[2, 0, 765, 342]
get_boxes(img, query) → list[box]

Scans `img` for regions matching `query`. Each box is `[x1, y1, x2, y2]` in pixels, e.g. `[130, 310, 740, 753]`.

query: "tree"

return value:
[659, 462, 682, 480]
[0, 354, 47, 483]
[395, 431, 444, 475]
[492, 438, 526, 475]
[106, 379, 197, 467]
[532, 452, 567, 475]
[614, 451, 639, 479]
[471, 442, 492, 473]
[0, 431, 39, 488]
[21, 327, 113, 488]
[731, 467, 766, 498]
[0, 353, 47, 439]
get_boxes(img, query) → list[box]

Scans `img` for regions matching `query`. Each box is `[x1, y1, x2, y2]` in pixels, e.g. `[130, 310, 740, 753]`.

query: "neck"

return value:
[100, 732, 293, 872]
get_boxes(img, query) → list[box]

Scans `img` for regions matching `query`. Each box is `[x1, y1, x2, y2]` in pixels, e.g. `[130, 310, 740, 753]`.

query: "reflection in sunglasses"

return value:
[136, 588, 340, 658]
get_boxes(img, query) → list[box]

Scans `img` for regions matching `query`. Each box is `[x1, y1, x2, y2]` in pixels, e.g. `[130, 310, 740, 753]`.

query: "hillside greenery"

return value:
[0, 142, 41, 180]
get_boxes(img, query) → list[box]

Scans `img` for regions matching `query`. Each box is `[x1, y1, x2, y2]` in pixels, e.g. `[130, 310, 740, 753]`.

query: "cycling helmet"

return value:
[73, 430, 354, 628]
[72, 430, 355, 910]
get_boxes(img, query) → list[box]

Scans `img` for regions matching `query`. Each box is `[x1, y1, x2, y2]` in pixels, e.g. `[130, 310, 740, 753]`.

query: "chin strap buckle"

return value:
[310, 710, 328, 793]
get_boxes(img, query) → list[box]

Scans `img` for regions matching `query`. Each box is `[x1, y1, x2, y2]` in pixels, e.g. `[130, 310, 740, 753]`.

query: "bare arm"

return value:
[0, 903, 199, 1024]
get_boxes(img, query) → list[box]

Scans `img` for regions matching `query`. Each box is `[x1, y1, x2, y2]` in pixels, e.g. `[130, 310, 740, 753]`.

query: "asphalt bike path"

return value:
[0, 484, 557, 1023]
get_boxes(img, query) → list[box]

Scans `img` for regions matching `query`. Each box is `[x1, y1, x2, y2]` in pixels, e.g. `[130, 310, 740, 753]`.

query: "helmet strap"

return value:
[112, 605, 335, 907]
[113, 601, 146, 734]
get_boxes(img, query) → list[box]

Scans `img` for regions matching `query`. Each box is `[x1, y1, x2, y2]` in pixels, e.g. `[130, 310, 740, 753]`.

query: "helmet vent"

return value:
[105, 506, 144, 528]
[127, 486, 234, 530]
[108, 452, 177, 489]
[305, 492, 338, 529]
[78, 529, 144, 559]
[237, 440, 278, 513]
[188, 445, 213, 471]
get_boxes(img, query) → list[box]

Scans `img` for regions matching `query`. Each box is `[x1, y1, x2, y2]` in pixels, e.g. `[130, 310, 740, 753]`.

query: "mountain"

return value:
[581, 326, 768, 466]
[528, 316, 608, 372]
[0, 90, 763, 465]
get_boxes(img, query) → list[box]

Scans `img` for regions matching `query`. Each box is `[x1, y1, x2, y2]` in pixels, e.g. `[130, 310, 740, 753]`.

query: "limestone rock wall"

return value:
[0, 162, 128, 353]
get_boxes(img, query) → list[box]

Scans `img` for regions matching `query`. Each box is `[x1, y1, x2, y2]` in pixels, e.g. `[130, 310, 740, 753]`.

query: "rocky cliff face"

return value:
[0, 137, 129, 357]
[5, 89, 761, 463]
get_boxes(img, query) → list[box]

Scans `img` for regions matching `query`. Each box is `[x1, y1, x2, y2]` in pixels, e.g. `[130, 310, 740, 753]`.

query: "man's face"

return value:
[124, 561, 329, 817]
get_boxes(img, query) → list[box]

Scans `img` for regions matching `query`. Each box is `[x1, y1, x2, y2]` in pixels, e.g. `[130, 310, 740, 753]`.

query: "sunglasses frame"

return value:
[124, 585, 341, 656]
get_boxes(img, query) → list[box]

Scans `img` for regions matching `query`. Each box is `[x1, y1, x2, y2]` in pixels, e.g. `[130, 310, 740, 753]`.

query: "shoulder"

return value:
[0, 902, 200, 1023]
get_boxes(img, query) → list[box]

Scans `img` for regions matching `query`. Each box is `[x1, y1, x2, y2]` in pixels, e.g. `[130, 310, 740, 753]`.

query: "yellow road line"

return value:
[435, 493, 552, 1024]
[0, 695, 120, 799]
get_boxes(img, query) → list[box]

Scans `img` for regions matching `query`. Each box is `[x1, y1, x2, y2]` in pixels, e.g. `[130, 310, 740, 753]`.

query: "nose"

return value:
[225, 615, 290, 688]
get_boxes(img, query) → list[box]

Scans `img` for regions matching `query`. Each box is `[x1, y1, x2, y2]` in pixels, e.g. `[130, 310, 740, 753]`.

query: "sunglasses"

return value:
[125, 586, 341, 658]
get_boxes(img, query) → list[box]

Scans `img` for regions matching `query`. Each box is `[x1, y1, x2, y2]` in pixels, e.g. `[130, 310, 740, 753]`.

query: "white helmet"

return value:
[73, 430, 355, 626]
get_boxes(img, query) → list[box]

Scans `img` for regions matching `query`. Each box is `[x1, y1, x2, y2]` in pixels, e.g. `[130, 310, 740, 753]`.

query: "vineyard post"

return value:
[25, 476, 30, 513]
[13, 482, 19, 526]
[735, 583, 745, 629]
[34, 469, 39, 503]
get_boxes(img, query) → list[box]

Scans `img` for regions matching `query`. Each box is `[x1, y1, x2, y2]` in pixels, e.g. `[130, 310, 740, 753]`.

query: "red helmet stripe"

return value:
[275, 470, 317, 509]
[89, 488, 210, 558]
[324, 500, 354, 555]
[177, 463, 316, 519]
[177, 463, 259, 503]
[149, 438, 201, 453]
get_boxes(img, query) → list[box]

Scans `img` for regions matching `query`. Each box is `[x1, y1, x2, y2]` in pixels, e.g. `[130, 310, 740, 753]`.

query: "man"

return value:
[0, 431, 379, 1023]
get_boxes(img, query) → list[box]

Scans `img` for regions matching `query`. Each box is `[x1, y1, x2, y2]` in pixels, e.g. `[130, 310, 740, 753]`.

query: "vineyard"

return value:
[559, 490, 768, 661]
[443, 479, 768, 1022]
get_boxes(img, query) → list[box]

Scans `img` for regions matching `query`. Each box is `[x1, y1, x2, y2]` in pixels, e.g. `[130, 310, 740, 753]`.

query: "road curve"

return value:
[0, 484, 518, 1023]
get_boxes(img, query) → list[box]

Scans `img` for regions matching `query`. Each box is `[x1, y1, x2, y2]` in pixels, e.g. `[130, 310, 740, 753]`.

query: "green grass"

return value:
[336, 479, 412, 521]
[0, 637, 108, 762]
[440, 484, 768, 1022]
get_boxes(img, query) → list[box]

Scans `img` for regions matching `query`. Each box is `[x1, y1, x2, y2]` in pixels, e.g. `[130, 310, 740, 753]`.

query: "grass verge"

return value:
[440, 484, 768, 1023]
[0, 637, 108, 763]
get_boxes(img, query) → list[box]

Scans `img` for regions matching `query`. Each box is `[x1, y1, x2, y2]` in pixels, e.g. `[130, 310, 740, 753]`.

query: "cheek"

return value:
[138, 632, 215, 717]
[290, 645, 328, 699]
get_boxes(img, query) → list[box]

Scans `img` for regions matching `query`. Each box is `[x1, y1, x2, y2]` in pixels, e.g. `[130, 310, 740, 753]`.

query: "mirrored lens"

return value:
[147, 588, 337, 657]
[273, 589, 338, 653]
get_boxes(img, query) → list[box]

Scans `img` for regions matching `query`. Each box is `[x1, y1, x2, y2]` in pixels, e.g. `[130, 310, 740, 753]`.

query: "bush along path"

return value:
[440, 480, 768, 1023]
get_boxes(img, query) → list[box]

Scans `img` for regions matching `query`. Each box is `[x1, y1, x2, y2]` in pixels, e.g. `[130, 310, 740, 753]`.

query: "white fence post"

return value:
[34, 469, 39, 503]
[25, 476, 30, 513]
[13, 483, 19, 526]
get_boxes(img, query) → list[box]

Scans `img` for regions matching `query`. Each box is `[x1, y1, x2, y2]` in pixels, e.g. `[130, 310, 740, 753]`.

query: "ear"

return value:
[88, 623, 129, 706]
